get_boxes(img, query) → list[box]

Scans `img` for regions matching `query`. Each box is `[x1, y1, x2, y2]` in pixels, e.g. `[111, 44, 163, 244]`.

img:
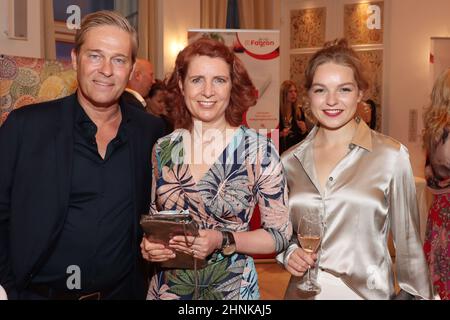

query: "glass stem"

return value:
[307, 266, 311, 285]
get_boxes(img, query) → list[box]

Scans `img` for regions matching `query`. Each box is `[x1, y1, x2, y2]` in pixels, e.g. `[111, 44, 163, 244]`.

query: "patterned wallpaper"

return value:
[344, 2, 384, 45]
[290, 53, 313, 97]
[357, 50, 383, 130]
[290, 7, 327, 49]
[0, 55, 77, 126]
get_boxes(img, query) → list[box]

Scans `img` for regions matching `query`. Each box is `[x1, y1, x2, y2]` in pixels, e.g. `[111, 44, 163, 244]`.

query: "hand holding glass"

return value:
[297, 214, 322, 294]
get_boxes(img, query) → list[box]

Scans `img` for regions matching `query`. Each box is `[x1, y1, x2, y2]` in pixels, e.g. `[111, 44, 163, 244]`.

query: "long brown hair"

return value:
[165, 37, 257, 130]
[280, 80, 297, 108]
[423, 68, 450, 152]
[279, 80, 297, 120]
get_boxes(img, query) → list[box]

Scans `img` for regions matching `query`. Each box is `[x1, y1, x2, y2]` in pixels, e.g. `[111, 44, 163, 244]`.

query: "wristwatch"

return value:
[220, 231, 236, 256]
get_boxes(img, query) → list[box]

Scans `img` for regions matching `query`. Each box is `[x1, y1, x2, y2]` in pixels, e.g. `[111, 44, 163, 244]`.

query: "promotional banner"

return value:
[188, 29, 280, 148]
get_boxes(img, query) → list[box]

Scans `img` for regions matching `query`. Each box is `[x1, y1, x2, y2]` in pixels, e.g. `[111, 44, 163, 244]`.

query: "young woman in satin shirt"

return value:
[278, 39, 433, 299]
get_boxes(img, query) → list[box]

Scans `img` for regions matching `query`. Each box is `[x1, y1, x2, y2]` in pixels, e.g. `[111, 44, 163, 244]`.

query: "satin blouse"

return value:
[278, 120, 433, 299]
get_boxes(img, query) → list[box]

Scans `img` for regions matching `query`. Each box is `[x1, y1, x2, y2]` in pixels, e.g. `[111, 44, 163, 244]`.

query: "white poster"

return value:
[188, 29, 280, 145]
[430, 37, 450, 83]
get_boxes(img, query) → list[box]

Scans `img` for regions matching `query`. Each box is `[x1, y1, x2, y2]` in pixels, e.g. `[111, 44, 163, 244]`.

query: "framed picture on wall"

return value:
[290, 53, 313, 97]
[344, 1, 384, 46]
[290, 7, 327, 49]
[355, 49, 383, 131]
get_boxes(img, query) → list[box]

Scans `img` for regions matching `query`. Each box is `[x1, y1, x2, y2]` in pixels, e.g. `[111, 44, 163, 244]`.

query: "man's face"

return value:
[137, 61, 155, 98]
[71, 25, 134, 109]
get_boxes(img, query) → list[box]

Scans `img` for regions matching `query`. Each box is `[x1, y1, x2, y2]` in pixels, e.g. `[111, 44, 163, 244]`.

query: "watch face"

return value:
[222, 244, 236, 256]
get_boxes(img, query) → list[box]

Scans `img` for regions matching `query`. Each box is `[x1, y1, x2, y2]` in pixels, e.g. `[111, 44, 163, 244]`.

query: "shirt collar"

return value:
[351, 118, 373, 152]
[293, 117, 373, 160]
[74, 92, 132, 124]
[74, 95, 131, 142]
[125, 88, 147, 107]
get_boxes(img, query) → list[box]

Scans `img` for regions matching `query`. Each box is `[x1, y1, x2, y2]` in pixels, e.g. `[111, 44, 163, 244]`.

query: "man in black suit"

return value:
[0, 11, 165, 300]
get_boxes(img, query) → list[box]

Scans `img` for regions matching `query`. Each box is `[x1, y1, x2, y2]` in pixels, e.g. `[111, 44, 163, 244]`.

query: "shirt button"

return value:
[329, 177, 333, 182]
[349, 143, 355, 150]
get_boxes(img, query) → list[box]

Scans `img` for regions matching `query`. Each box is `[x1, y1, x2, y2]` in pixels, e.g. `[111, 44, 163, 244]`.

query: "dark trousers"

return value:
[19, 272, 137, 300]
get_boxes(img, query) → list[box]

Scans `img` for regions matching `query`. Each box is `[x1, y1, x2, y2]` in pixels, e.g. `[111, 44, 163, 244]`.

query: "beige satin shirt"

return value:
[278, 120, 433, 299]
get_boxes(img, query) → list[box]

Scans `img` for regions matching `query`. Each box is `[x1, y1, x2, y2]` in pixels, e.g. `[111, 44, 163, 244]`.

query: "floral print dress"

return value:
[146, 126, 292, 300]
[424, 127, 450, 300]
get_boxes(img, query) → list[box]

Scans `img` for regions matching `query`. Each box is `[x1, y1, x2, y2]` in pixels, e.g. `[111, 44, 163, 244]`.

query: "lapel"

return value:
[120, 99, 140, 219]
[54, 94, 76, 223]
[28, 94, 76, 283]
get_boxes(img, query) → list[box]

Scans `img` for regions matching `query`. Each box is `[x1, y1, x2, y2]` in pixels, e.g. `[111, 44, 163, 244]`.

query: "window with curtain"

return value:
[53, 0, 138, 60]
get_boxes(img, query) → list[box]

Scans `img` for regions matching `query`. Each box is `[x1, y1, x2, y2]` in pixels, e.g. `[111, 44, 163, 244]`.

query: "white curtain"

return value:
[201, 0, 228, 29]
[42, 0, 56, 59]
[138, 0, 158, 65]
[238, 0, 273, 29]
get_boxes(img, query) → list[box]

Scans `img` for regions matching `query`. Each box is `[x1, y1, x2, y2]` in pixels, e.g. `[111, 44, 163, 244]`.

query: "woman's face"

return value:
[147, 90, 167, 116]
[287, 85, 298, 104]
[308, 62, 362, 130]
[179, 55, 232, 127]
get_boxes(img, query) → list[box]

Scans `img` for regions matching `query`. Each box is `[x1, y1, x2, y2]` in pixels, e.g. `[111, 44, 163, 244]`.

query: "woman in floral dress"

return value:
[423, 68, 450, 300]
[140, 38, 292, 300]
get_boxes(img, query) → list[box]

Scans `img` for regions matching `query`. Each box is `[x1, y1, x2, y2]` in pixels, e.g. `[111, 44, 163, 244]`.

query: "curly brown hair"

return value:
[423, 68, 450, 152]
[165, 37, 257, 130]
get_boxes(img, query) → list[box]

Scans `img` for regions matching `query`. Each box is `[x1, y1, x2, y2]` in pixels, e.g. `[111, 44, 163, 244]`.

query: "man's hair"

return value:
[74, 10, 138, 63]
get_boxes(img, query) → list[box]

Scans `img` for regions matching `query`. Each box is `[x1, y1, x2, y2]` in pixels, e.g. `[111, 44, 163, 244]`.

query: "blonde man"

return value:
[0, 11, 165, 300]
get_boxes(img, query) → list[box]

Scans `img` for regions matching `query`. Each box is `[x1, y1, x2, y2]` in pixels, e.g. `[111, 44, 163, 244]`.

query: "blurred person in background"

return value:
[145, 79, 173, 133]
[279, 80, 310, 154]
[423, 68, 450, 300]
[125, 58, 155, 108]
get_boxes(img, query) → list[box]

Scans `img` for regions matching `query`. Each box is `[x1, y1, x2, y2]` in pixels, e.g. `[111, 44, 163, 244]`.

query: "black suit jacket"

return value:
[0, 94, 165, 299]
[122, 90, 147, 110]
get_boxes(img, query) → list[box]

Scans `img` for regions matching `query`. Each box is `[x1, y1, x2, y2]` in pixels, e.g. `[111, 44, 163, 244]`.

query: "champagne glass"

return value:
[297, 213, 323, 294]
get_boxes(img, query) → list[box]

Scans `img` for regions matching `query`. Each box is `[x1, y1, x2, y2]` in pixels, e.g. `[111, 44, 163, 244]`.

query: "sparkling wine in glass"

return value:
[296, 213, 323, 294]
[298, 235, 321, 253]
